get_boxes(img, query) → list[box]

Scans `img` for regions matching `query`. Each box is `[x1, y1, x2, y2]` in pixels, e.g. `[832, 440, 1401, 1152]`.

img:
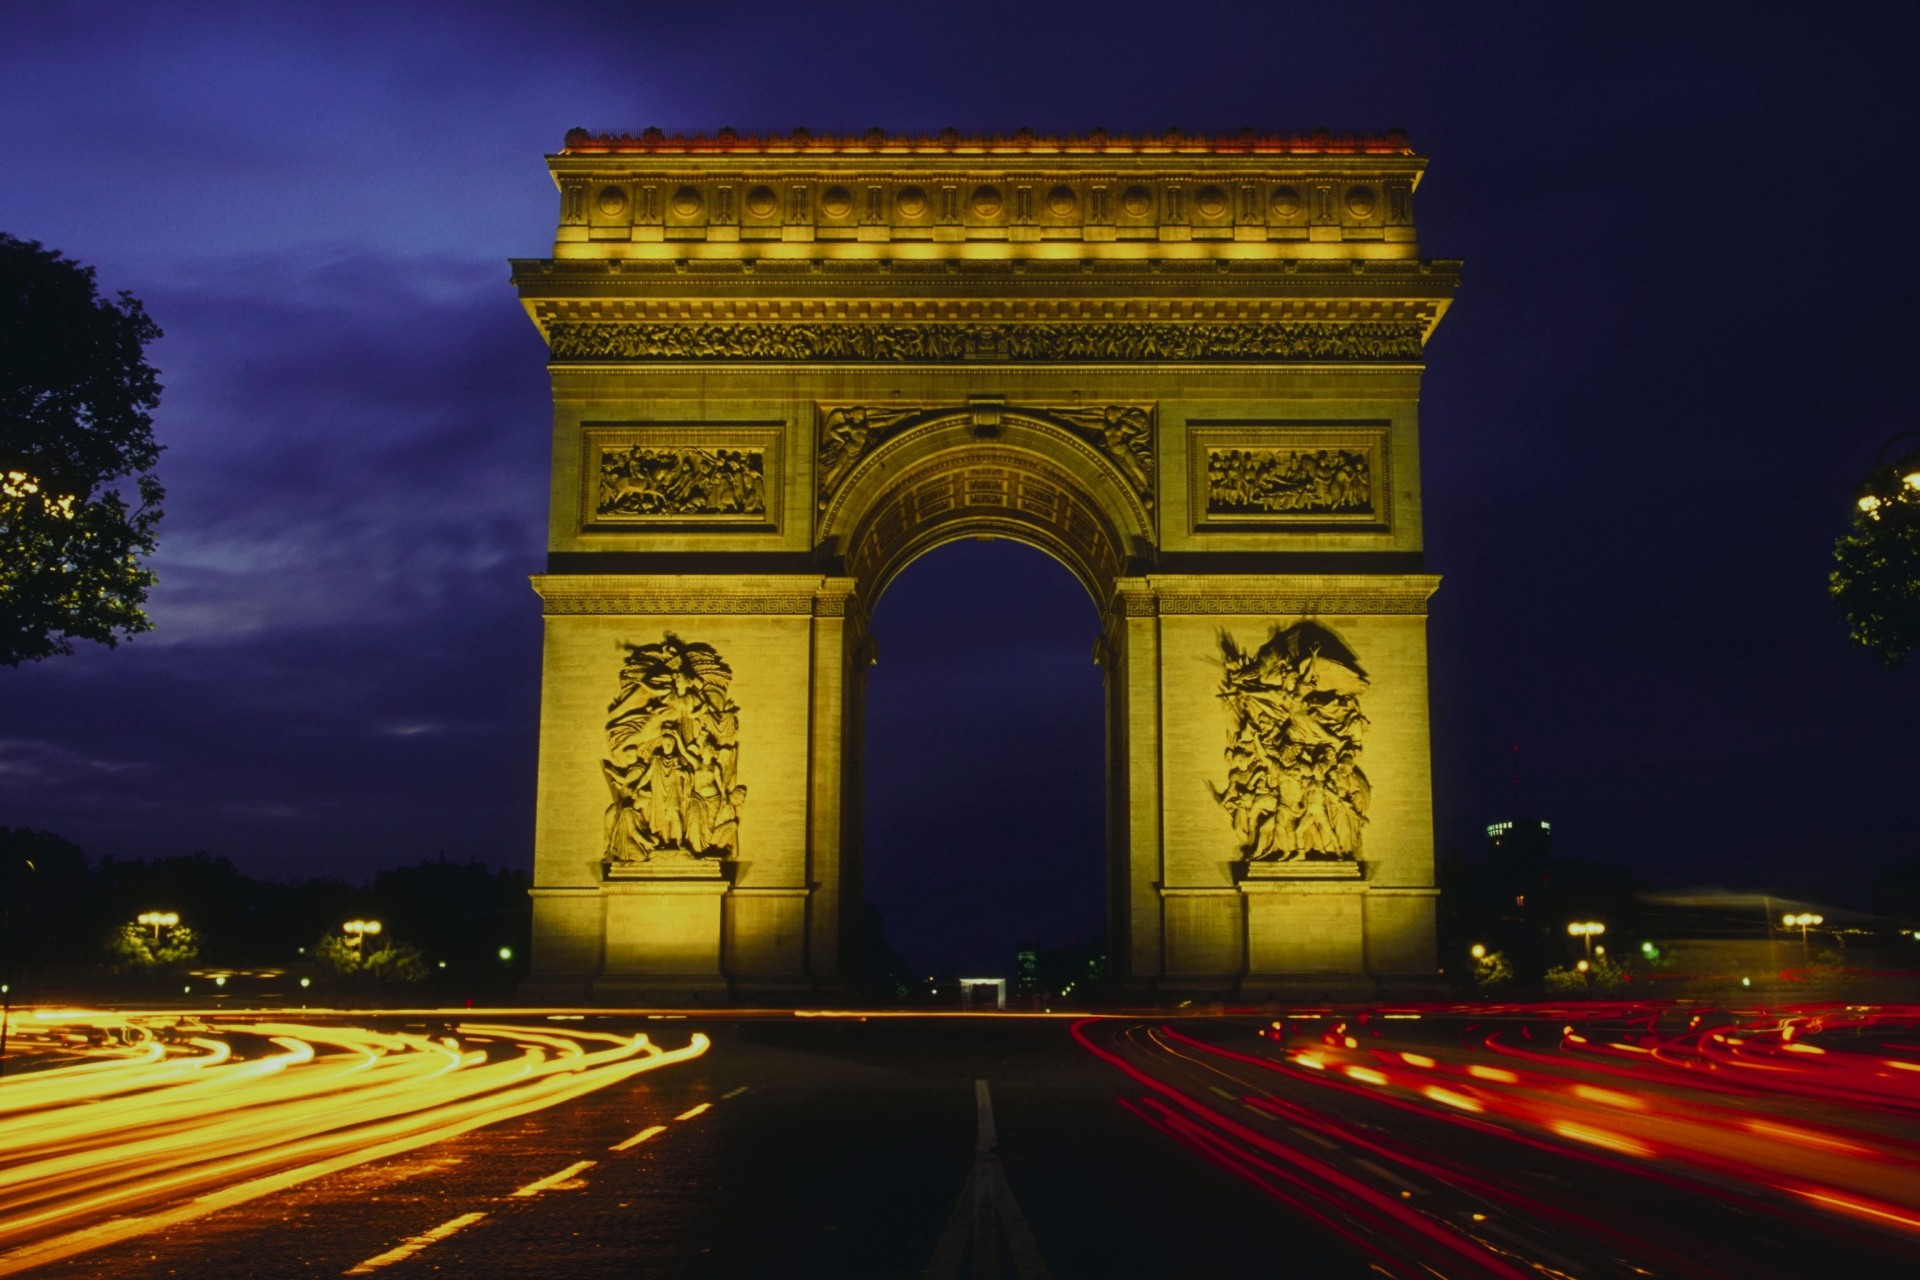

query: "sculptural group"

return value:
[1206, 447, 1370, 515]
[1215, 624, 1371, 861]
[601, 634, 745, 862]
[597, 446, 766, 518]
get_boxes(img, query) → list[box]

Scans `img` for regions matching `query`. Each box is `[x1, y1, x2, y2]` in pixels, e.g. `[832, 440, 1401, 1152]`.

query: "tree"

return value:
[310, 933, 429, 986]
[1, 234, 165, 665]
[108, 920, 200, 972]
[1831, 438, 1920, 669]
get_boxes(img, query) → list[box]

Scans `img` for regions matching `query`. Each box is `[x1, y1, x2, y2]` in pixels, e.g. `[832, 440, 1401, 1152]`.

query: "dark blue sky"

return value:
[3, 2, 1915, 971]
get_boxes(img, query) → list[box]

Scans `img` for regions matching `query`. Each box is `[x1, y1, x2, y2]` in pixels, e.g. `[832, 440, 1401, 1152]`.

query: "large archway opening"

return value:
[859, 536, 1106, 992]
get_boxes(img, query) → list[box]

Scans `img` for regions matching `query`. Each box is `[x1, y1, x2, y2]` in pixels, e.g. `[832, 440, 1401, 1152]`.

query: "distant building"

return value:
[1485, 818, 1552, 869]
[1014, 945, 1038, 997]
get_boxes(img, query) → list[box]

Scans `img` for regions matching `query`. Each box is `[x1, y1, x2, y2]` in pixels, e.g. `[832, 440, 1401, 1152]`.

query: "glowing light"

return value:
[1744, 1120, 1866, 1154]
[1400, 1053, 1436, 1069]
[1468, 1065, 1520, 1083]
[1470, 944, 1486, 959]
[1422, 1085, 1483, 1113]
[1291, 1052, 1327, 1071]
[1343, 1036, 1359, 1049]
[1343, 1065, 1388, 1085]
[1547, 1121, 1654, 1158]
[674, 1102, 711, 1121]
[1788, 1187, 1920, 1233]
[1571, 1084, 1646, 1110]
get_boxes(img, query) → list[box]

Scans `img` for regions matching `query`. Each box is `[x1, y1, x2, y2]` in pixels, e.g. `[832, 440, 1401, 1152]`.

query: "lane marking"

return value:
[611, 1124, 667, 1152]
[343, 1212, 487, 1274]
[675, 1102, 711, 1121]
[720, 1086, 750, 1100]
[927, 1080, 1052, 1280]
[509, 1159, 596, 1197]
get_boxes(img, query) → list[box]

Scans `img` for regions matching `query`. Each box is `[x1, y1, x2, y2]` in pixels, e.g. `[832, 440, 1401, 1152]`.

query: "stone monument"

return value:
[512, 127, 1458, 998]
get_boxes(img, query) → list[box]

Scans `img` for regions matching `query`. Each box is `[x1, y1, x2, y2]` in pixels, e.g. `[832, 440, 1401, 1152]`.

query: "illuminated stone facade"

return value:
[514, 128, 1458, 998]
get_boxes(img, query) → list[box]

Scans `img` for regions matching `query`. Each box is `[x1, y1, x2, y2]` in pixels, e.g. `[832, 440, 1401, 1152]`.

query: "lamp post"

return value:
[1782, 912, 1824, 963]
[1567, 921, 1606, 964]
[137, 910, 179, 943]
[343, 919, 382, 954]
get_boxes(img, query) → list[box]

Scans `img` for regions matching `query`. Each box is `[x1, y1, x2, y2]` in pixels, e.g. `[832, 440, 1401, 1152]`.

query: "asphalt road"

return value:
[11, 1007, 1920, 1277]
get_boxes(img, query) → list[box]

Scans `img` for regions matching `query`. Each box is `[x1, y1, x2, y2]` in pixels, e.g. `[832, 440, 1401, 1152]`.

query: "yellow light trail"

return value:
[0, 1012, 710, 1276]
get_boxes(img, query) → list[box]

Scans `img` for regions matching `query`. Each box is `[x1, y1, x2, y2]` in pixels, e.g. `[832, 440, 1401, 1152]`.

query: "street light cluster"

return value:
[136, 910, 178, 940]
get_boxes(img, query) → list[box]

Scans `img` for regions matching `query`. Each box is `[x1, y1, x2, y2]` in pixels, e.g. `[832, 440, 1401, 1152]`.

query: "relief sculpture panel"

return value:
[602, 634, 745, 864]
[1189, 425, 1388, 530]
[1214, 623, 1370, 863]
[582, 426, 781, 530]
[598, 445, 767, 517]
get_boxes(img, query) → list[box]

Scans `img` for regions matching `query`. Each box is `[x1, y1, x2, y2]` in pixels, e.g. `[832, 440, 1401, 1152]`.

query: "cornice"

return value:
[559, 127, 1417, 157]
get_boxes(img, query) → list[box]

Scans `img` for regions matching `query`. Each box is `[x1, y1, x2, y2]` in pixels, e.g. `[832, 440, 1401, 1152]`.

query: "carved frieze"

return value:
[1206, 448, 1369, 516]
[581, 425, 781, 530]
[597, 445, 766, 518]
[548, 320, 1426, 364]
[1214, 623, 1370, 864]
[602, 634, 745, 865]
[1189, 425, 1389, 530]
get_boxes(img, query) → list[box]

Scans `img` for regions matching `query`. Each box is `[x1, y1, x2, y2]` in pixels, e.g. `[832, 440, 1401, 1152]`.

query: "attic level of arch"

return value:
[550, 165, 1427, 255]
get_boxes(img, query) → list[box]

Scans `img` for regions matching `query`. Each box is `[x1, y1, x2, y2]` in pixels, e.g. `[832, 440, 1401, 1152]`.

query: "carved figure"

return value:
[1052, 405, 1155, 502]
[601, 634, 745, 862]
[817, 405, 921, 506]
[597, 446, 766, 517]
[1213, 624, 1370, 861]
[1206, 447, 1370, 515]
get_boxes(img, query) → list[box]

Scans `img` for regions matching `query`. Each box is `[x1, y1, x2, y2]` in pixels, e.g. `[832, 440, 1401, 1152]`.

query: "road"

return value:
[2, 1003, 1917, 1277]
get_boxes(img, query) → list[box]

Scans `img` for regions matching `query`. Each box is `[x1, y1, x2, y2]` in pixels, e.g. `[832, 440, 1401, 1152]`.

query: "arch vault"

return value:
[513, 128, 1459, 998]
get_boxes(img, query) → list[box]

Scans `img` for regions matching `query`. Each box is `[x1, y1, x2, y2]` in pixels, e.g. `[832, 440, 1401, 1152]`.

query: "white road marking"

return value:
[675, 1102, 711, 1121]
[720, 1086, 750, 1100]
[611, 1124, 668, 1152]
[509, 1160, 596, 1198]
[927, 1081, 1052, 1280]
[343, 1212, 486, 1274]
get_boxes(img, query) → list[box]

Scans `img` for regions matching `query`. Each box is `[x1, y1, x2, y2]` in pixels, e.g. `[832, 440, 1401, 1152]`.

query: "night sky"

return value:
[3, 3, 1915, 974]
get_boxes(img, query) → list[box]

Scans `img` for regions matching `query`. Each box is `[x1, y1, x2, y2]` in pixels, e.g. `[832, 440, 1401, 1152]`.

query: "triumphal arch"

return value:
[512, 127, 1458, 998]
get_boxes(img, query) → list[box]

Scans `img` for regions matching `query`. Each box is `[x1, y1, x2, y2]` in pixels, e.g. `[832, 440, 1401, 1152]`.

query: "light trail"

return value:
[0, 1011, 709, 1276]
[1078, 1001, 1920, 1276]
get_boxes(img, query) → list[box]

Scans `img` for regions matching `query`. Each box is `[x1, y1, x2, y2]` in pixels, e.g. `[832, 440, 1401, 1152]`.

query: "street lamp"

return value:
[1567, 921, 1606, 964]
[137, 911, 179, 942]
[343, 919, 382, 953]
[1782, 912, 1824, 962]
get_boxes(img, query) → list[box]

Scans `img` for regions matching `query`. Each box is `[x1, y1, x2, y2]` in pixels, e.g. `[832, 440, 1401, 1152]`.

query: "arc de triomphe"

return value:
[512, 128, 1458, 998]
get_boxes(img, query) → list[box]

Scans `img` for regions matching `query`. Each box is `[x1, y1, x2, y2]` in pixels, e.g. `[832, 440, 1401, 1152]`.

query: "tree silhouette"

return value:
[1, 233, 165, 665]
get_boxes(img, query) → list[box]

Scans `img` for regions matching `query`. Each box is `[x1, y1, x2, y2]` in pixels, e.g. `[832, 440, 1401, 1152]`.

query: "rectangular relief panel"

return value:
[1188, 423, 1390, 532]
[580, 423, 783, 534]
